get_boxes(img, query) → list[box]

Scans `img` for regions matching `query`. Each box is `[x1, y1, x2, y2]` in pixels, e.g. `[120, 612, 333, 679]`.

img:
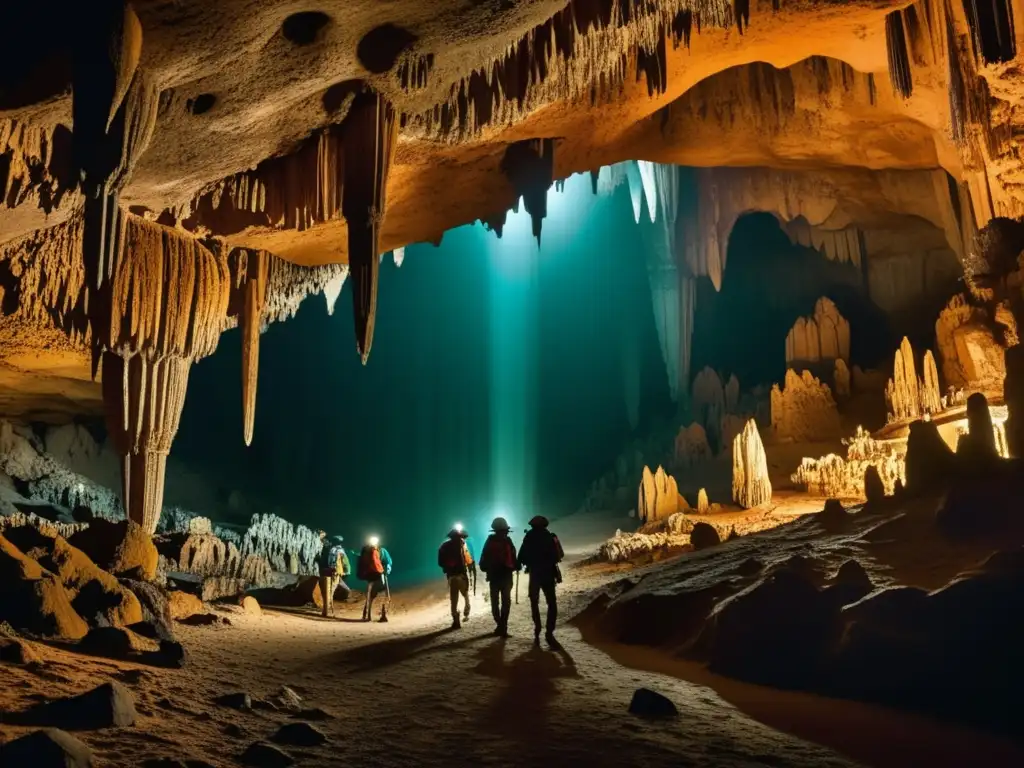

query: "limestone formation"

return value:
[240, 514, 321, 575]
[697, 488, 710, 514]
[834, 359, 851, 398]
[785, 298, 850, 367]
[692, 367, 726, 451]
[792, 427, 906, 499]
[935, 294, 1014, 394]
[674, 423, 712, 469]
[885, 338, 943, 422]
[637, 466, 680, 524]
[956, 392, 999, 460]
[731, 420, 772, 509]
[770, 370, 841, 443]
[236, 250, 269, 447]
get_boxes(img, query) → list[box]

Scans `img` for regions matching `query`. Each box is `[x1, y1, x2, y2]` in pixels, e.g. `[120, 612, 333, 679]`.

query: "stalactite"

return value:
[91, 214, 231, 533]
[885, 10, 913, 99]
[237, 250, 269, 447]
[626, 161, 644, 224]
[590, 168, 600, 195]
[637, 161, 659, 223]
[500, 139, 555, 245]
[962, 0, 1016, 64]
[397, 53, 434, 90]
[393, 246, 405, 267]
[671, 10, 693, 48]
[341, 90, 398, 363]
[406, 0, 732, 139]
[181, 122, 347, 237]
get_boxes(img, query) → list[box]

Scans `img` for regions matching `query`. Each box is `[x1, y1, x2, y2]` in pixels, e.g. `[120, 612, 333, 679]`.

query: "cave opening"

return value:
[173, 173, 671, 585]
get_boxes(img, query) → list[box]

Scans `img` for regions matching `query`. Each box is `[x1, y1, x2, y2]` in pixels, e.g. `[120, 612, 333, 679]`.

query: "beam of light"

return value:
[369, 535, 379, 547]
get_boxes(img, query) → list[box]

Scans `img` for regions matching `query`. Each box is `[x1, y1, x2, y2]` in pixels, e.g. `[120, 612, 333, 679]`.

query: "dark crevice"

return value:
[281, 11, 331, 46]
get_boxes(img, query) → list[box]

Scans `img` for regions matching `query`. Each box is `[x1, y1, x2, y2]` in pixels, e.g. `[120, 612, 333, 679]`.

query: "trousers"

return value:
[448, 574, 470, 619]
[319, 574, 336, 616]
[488, 572, 513, 629]
[528, 575, 557, 635]
[363, 576, 384, 619]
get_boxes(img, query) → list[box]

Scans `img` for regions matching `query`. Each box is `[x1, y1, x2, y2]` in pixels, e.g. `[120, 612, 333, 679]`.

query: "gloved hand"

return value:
[386, 565, 392, 576]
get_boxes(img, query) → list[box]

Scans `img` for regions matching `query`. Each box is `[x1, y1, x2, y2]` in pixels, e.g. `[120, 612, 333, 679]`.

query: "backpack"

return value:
[318, 543, 337, 577]
[438, 538, 466, 573]
[357, 546, 384, 580]
[482, 535, 515, 572]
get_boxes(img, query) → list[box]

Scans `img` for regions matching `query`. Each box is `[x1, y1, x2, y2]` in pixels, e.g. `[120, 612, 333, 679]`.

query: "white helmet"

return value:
[491, 516, 510, 532]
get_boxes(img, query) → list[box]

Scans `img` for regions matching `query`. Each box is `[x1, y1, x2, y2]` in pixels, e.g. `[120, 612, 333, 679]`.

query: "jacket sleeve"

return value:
[340, 550, 351, 576]
[381, 548, 393, 573]
[517, 534, 530, 569]
[437, 543, 446, 570]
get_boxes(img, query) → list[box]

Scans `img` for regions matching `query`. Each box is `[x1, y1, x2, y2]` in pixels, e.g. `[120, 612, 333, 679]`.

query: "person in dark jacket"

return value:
[478, 516, 519, 637]
[438, 527, 472, 629]
[317, 532, 350, 618]
[517, 515, 564, 644]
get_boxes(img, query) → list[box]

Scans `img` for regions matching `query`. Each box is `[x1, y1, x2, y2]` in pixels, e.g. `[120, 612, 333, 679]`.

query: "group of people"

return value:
[316, 515, 566, 643]
[438, 515, 564, 644]
[316, 531, 392, 621]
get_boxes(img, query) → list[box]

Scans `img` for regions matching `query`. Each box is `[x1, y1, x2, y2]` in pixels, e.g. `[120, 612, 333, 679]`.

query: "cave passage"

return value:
[174, 173, 671, 585]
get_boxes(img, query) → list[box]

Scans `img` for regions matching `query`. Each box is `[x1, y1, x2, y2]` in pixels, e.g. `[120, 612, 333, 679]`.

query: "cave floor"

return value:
[5, 532, 1024, 768]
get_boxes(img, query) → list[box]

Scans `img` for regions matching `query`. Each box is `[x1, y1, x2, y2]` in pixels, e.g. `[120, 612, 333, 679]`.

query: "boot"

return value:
[463, 605, 470, 621]
[378, 605, 389, 623]
[452, 616, 462, 630]
[533, 626, 541, 645]
[545, 630, 556, 645]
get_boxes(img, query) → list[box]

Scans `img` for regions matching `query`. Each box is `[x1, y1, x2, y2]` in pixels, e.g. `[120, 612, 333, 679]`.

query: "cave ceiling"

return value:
[2, 0, 1023, 526]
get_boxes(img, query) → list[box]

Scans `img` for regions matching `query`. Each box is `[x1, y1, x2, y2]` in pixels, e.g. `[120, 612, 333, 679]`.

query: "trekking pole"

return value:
[515, 571, 519, 604]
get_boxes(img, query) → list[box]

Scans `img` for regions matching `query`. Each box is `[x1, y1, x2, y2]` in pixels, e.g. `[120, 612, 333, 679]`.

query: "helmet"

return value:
[447, 528, 466, 539]
[490, 516, 510, 532]
[528, 515, 549, 528]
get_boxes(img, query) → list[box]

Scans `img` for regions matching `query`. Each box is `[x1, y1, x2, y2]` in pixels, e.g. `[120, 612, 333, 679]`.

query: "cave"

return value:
[2, 3, 1024, 767]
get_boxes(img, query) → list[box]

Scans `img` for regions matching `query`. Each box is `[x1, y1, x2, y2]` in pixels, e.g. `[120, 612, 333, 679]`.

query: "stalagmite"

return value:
[732, 419, 772, 509]
[885, 338, 943, 422]
[771, 369, 841, 442]
[834, 358, 851, 398]
[697, 488, 710, 513]
[237, 250, 269, 447]
[637, 465, 680, 524]
[935, 294, 1014, 393]
[692, 367, 726, 451]
[785, 298, 850, 367]
[343, 90, 398, 363]
[674, 423, 712, 469]
[725, 374, 740, 413]
[792, 427, 906, 499]
[500, 139, 555, 244]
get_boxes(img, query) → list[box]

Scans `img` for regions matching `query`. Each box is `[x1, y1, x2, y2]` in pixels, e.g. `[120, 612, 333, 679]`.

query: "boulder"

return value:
[689, 522, 721, 550]
[703, 570, 836, 688]
[0, 533, 89, 640]
[627, 688, 678, 718]
[241, 596, 262, 615]
[14, 681, 137, 729]
[0, 635, 41, 665]
[122, 578, 175, 640]
[271, 722, 327, 747]
[863, 465, 885, 505]
[239, 742, 294, 768]
[270, 685, 303, 711]
[213, 692, 253, 711]
[904, 419, 956, 496]
[167, 591, 203, 620]
[69, 519, 158, 581]
[817, 498, 850, 531]
[0, 729, 94, 767]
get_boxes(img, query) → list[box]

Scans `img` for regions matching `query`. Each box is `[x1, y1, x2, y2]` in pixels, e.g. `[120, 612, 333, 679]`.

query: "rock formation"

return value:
[885, 337, 943, 422]
[637, 466, 681, 524]
[674, 423, 712, 469]
[691, 367, 726, 451]
[834, 359, 851, 398]
[731, 420, 771, 509]
[792, 427, 906, 499]
[935, 294, 1015, 394]
[770, 370, 841, 443]
[785, 298, 851, 368]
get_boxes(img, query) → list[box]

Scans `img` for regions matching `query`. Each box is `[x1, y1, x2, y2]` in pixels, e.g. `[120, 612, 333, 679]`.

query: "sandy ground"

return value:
[4, 504, 1023, 767]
